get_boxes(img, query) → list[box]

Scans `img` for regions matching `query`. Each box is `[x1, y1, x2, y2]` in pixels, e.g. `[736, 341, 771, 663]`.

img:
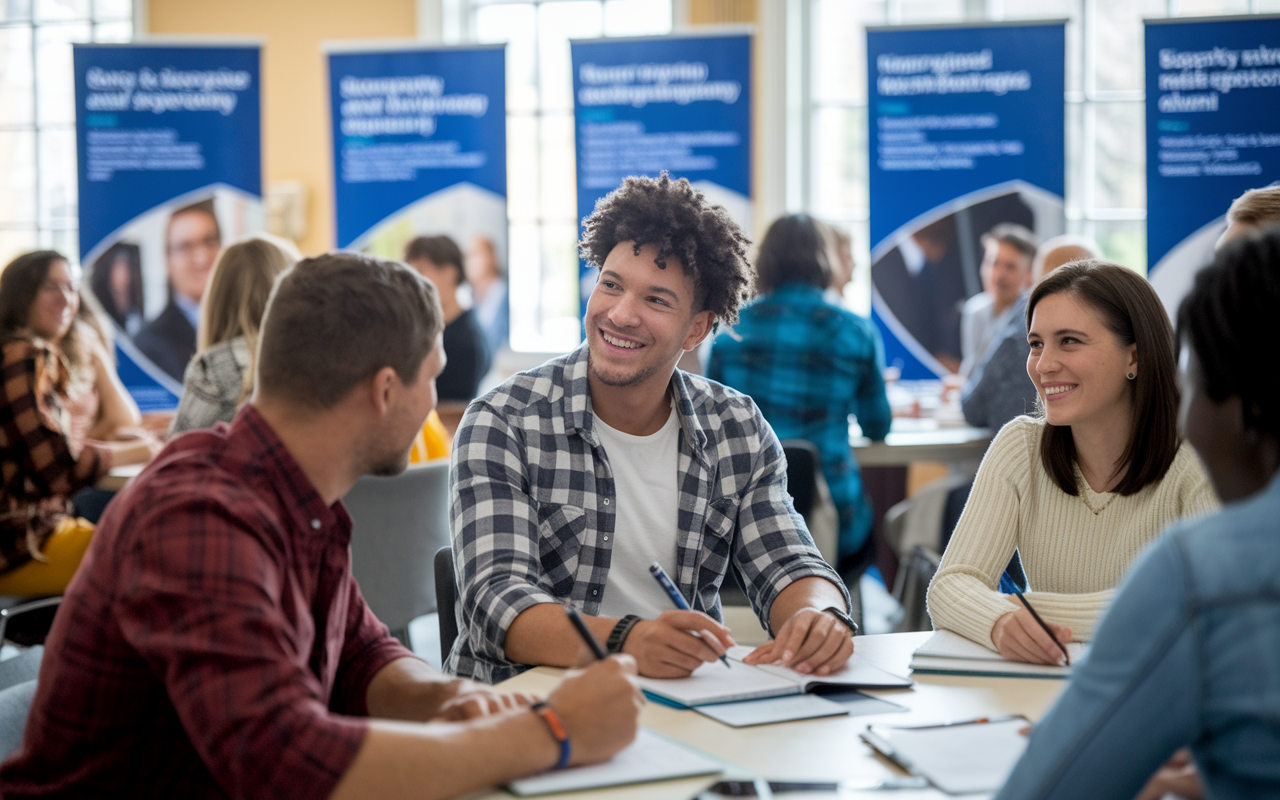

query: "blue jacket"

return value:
[997, 471, 1280, 799]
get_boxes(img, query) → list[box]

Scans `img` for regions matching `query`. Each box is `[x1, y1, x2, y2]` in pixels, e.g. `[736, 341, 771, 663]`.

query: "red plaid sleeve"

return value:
[331, 574, 417, 717]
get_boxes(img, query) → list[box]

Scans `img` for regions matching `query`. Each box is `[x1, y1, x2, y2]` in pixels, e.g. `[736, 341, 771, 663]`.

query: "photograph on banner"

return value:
[328, 45, 508, 365]
[570, 32, 752, 312]
[74, 43, 263, 410]
[867, 22, 1065, 381]
[83, 188, 262, 383]
[1145, 15, 1280, 317]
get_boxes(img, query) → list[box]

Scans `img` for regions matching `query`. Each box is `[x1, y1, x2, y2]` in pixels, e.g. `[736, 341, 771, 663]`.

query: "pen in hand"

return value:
[649, 562, 732, 669]
[1003, 571, 1070, 667]
[566, 607, 608, 661]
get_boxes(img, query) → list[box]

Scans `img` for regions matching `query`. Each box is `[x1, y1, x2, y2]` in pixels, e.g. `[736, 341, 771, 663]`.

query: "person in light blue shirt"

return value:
[995, 226, 1280, 800]
[708, 215, 891, 574]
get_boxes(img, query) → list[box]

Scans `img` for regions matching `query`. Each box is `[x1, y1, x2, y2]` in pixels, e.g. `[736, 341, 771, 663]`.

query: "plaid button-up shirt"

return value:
[0, 406, 413, 798]
[707, 284, 892, 560]
[446, 343, 849, 683]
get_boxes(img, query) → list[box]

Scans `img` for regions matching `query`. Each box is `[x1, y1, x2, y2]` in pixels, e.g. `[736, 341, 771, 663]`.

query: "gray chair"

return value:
[0, 679, 37, 760]
[434, 547, 458, 666]
[346, 460, 452, 648]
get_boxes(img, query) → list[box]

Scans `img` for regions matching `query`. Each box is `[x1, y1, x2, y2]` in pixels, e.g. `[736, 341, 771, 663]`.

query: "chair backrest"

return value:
[0, 680, 36, 760]
[780, 440, 820, 518]
[892, 545, 942, 633]
[346, 460, 452, 634]
[780, 439, 839, 565]
[434, 547, 459, 666]
[884, 471, 975, 560]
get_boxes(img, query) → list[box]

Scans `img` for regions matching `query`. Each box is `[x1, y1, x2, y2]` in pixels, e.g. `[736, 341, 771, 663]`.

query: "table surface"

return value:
[478, 631, 1065, 800]
[852, 418, 992, 467]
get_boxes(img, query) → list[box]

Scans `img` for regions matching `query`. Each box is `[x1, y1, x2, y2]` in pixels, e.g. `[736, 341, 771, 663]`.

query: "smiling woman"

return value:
[927, 260, 1219, 665]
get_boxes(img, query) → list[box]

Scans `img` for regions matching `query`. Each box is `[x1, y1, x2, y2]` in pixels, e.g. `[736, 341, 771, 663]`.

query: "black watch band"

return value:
[606, 614, 643, 653]
[823, 606, 859, 636]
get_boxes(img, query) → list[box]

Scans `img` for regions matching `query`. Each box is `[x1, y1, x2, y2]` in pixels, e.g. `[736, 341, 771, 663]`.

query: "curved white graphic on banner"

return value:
[348, 181, 508, 263]
[1149, 216, 1227, 319]
[870, 179, 1064, 262]
[81, 182, 263, 396]
[870, 179, 1064, 377]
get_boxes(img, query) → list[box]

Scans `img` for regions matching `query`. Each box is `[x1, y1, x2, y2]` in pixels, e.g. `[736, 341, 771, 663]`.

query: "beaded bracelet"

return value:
[530, 701, 571, 770]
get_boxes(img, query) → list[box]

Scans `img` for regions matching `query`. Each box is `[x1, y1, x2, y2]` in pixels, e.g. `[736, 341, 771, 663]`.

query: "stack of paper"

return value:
[910, 630, 1086, 678]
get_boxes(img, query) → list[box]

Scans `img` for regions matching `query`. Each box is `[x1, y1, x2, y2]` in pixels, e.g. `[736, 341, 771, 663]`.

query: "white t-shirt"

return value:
[593, 407, 682, 620]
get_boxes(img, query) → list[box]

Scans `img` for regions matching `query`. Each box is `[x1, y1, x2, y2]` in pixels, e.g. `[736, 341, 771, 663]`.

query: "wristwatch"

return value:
[822, 606, 859, 636]
[607, 614, 643, 653]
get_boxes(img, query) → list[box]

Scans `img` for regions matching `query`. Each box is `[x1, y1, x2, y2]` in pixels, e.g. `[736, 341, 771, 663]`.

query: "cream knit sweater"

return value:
[927, 416, 1218, 649]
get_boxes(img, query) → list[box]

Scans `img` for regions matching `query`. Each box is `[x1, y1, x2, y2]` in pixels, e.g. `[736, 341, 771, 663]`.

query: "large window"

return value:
[466, 0, 672, 352]
[0, 0, 133, 269]
[808, 0, 1280, 315]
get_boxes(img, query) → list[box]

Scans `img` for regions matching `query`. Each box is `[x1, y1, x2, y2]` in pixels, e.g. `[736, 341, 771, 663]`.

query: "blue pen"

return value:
[649, 562, 731, 668]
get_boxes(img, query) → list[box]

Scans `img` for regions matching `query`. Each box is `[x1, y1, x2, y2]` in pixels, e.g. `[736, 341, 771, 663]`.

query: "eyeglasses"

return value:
[167, 234, 221, 259]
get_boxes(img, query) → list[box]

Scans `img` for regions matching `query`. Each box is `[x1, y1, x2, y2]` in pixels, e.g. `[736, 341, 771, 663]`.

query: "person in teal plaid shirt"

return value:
[708, 215, 891, 575]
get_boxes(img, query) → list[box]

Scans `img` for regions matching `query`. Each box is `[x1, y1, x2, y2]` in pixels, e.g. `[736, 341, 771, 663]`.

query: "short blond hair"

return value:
[1226, 185, 1280, 227]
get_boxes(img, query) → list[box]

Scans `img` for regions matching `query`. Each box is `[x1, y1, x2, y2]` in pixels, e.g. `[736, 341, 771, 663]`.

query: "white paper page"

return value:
[694, 693, 849, 727]
[869, 718, 1030, 794]
[637, 657, 800, 706]
[729, 645, 914, 689]
[507, 729, 723, 796]
[915, 630, 1087, 663]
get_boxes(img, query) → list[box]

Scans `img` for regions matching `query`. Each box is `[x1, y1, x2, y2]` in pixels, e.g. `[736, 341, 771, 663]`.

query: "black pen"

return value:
[1003, 572, 1070, 666]
[566, 607, 608, 660]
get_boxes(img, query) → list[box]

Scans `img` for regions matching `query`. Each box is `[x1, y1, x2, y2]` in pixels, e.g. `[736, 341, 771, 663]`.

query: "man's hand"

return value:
[545, 655, 644, 766]
[432, 680, 539, 721]
[991, 607, 1073, 665]
[622, 610, 735, 678]
[742, 607, 853, 676]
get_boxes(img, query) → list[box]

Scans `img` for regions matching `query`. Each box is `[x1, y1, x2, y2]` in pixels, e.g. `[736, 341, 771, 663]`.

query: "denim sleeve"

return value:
[995, 535, 1199, 800]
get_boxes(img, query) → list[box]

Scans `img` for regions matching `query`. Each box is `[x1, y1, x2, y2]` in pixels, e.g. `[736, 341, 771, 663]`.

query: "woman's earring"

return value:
[1127, 372, 1135, 380]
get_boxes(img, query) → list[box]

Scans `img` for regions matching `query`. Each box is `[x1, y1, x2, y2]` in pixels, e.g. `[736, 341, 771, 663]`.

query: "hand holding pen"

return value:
[991, 572, 1073, 666]
[649, 563, 731, 669]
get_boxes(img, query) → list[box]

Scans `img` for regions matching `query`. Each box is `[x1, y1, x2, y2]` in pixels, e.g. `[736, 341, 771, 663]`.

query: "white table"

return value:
[96, 462, 144, 491]
[479, 632, 1066, 799]
[851, 419, 992, 467]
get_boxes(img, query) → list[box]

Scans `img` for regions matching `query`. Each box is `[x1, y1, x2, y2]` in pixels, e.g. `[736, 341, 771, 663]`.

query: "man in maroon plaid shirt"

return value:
[0, 253, 642, 799]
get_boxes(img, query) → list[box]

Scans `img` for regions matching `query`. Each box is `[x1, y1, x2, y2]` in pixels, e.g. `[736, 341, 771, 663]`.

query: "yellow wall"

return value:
[148, 0, 418, 255]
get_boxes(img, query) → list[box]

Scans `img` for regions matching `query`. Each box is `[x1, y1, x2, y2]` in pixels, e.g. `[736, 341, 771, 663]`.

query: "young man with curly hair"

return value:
[447, 174, 858, 683]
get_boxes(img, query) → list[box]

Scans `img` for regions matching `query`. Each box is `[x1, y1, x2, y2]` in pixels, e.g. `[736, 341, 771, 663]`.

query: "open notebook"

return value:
[507, 729, 722, 796]
[637, 644, 912, 707]
[910, 630, 1087, 678]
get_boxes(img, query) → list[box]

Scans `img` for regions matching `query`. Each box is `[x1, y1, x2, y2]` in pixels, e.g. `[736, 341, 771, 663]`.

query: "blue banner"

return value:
[328, 44, 508, 351]
[74, 43, 263, 410]
[867, 23, 1065, 380]
[571, 33, 752, 311]
[1145, 16, 1280, 316]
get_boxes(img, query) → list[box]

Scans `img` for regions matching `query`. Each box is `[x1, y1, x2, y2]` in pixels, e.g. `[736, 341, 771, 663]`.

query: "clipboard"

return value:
[860, 715, 1032, 794]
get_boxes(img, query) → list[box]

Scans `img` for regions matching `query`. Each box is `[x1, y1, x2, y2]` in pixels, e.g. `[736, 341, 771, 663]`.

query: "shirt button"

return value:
[603, 535, 609, 541]
[310, 519, 321, 530]
[592, 590, 598, 596]
[603, 498, 610, 505]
